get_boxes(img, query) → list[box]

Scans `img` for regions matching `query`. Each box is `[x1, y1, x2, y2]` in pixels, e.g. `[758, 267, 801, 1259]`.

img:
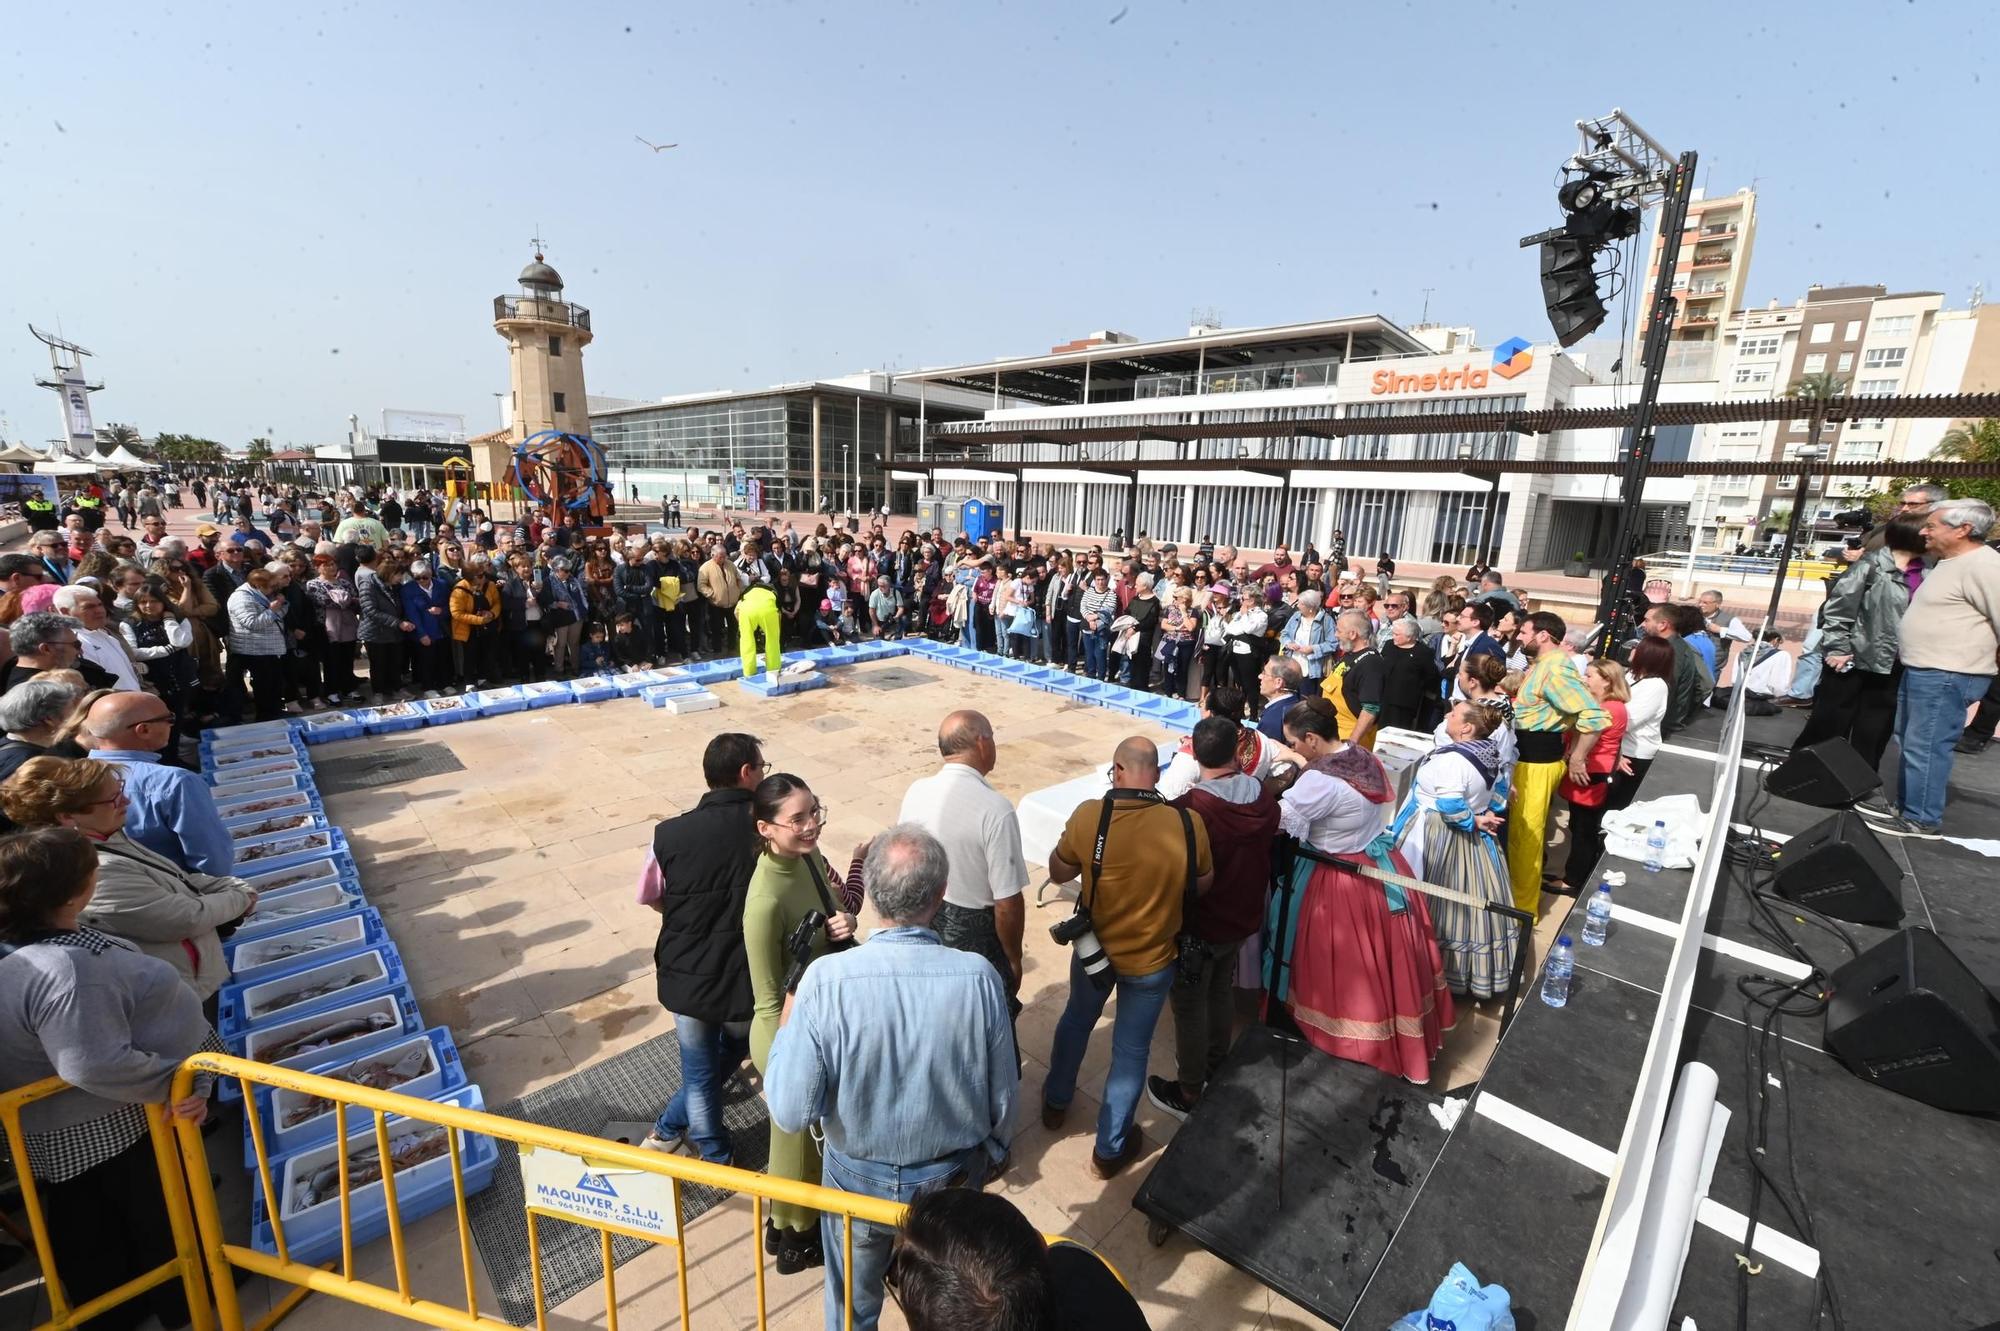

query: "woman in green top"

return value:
[744, 772, 864, 1274]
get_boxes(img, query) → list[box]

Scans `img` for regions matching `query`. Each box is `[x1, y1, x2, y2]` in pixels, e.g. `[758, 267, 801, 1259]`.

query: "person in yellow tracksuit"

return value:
[736, 583, 782, 678]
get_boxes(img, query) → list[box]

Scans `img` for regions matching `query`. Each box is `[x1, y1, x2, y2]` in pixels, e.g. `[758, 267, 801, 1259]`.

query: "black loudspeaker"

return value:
[1766, 737, 1883, 808]
[1771, 811, 1905, 925]
[1824, 927, 2000, 1116]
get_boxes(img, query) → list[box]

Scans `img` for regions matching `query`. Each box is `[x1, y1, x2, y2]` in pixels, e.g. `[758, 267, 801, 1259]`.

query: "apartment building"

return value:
[1636, 187, 1759, 383]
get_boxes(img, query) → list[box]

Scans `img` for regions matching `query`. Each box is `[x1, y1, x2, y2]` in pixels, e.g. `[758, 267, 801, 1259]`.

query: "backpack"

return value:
[653, 575, 682, 611]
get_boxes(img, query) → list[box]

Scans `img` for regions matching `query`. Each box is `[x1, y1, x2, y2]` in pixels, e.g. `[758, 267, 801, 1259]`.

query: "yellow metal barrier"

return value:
[172, 1051, 945, 1331]
[0, 1075, 216, 1331]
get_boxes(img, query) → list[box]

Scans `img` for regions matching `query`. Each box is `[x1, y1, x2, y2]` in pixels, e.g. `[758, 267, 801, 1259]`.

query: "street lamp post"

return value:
[1762, 425, 1827, 630]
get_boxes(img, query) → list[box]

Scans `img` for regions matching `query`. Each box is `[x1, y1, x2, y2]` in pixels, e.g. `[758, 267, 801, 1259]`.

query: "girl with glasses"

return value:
[743, 774, 865, 1274]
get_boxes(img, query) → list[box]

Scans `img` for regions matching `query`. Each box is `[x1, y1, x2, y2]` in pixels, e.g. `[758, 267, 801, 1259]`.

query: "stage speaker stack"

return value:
[1824, 927, 2000, 1116]
[1771, 810, 1905, 926]
[1765, 737, 1882, 808]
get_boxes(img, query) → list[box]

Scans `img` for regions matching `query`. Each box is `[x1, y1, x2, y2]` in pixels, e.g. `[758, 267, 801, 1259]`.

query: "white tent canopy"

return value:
[99, 445, 156, 469]
[33, 458, 100, 476]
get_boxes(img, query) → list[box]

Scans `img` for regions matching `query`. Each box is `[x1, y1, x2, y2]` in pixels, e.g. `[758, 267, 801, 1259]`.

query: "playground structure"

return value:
[509, 429, 615, 533]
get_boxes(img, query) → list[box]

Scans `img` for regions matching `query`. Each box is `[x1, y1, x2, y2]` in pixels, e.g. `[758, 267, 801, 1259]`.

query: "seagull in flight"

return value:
[635, 135, 678, 152]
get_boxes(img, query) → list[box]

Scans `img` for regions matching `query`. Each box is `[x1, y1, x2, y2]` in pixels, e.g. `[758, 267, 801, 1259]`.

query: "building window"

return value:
[548, 335, 563, 357]
[552, 391, 567, 413]
[1432, 493, 1510, 565]
[1862, 347, 1906, 369]
[1856, 377, 1899, 395]
[1844, 320, 1862, 340]
[1808, 324, 1833, 344]
[1732, 367, 1771, 386]
[1837, 352, 1854, 372]
[1871, 314, 1914, 337]
[1739, 335, 1781, 358]
[1803, 353, 1827, 374]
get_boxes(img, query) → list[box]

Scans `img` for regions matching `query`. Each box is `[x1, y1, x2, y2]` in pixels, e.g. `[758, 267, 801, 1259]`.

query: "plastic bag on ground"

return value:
[1389, 1261, 1517, 1331]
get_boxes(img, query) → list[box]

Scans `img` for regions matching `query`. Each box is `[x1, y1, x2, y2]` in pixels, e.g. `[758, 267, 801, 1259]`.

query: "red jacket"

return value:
[1172, 777, 1282, 944]
[1559, 697, 1628, 808]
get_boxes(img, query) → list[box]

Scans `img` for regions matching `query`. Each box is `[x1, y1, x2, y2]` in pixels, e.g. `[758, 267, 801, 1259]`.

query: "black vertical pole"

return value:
[1595, 150, 1699, 654]
[1761, 408, 1827, 630]
[1123, 473, 1139, 552]
[1012, 471, 1025, 544]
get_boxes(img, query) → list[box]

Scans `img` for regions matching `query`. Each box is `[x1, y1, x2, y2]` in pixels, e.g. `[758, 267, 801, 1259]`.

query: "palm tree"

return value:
[95, 422, 141, 454]
[1931, 419, 2000, 512]
[245, 437, 275, 470]
[1788, 371, 1852, 402]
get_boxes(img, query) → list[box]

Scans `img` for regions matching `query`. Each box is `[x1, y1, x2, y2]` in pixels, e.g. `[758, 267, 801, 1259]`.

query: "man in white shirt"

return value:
[51, 585, 145, 692]
[1742, 630, 1794, 699]
[898, 710, 1029, 1014]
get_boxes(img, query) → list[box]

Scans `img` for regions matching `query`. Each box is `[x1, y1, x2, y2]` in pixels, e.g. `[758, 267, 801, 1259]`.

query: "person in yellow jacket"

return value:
[736, 583, 782, 678]
[449, 556, 504, 687]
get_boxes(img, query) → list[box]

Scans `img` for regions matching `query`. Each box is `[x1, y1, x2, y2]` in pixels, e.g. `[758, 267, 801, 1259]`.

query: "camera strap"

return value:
[803, 853, 841, 917]
[1087, 789, 1186, 919]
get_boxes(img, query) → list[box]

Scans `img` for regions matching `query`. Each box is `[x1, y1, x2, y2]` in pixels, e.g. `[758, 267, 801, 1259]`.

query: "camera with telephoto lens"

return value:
[1049, 905, 1115, 992]
[782, 910, 828, 994]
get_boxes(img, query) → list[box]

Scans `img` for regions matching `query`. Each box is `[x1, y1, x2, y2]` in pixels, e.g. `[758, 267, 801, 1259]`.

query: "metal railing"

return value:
[168, 1051, 1106, 1331]
[0, 1077, 216, 1331]
[491, 296, 592, 332]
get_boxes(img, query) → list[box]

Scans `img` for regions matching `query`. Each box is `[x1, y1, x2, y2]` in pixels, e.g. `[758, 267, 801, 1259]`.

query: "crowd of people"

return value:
[6, 471, 2000, 1330]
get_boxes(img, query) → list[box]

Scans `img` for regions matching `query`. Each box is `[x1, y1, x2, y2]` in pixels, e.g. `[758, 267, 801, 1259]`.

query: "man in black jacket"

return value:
[640, 731, 766, 1164]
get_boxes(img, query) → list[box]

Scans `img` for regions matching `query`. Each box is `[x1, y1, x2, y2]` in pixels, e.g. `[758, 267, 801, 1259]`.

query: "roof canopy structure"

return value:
[99, 445, 155, 468]
[895, 317, 1430, 407]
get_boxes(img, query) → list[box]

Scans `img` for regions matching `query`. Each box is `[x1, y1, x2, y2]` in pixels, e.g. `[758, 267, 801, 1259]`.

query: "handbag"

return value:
[1008, 605, 1040, 636]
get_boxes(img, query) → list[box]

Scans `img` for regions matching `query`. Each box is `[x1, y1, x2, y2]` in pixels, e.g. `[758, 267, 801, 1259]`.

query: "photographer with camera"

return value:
[765, 824, 1018, 1331]
[743, 773, 863, 1274]
[1042, 737, 1212, 1179]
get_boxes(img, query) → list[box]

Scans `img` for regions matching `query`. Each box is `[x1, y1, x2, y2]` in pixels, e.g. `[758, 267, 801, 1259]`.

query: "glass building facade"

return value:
[589, 390, 957, 514]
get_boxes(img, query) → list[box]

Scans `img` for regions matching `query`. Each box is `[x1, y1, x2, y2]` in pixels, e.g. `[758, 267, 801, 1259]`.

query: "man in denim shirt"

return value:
[765, 824, 1017, 1331]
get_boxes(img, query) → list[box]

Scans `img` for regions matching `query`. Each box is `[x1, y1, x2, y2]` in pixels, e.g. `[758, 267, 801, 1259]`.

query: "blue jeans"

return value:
[1789, 649, 1823, 700]
[1081, 626, 1110, 679]
[958, 612, 978, 650]
[820, 1145, 988, 1331]
[1894, 666, 1990, 828]
[1042, 954, 1175, 1159]
[652, 1016, 748, 1164]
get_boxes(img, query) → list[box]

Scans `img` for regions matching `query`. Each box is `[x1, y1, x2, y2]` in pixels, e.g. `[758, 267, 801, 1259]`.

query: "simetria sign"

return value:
[1369, 365, 1490, 395]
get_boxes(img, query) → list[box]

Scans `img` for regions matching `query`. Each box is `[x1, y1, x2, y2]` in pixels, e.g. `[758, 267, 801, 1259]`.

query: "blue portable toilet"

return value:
[961, 498, 1006, 543]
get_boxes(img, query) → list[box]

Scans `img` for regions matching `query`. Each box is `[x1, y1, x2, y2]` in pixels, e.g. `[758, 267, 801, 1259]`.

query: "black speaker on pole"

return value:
[1824, 928, 2000, 1116]
[1766, 737, 1883, 808]
[1771, 810, 1905, 925]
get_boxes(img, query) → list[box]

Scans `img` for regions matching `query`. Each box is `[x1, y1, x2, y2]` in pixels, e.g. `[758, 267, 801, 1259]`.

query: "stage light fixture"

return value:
[1539, 237, 1608, 347]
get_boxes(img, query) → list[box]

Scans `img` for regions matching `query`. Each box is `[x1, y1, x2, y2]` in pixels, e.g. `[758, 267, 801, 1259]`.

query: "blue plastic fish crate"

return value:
[683, 658, 746, 685]
[250, 1085, 497, 1264]
[608, 670, 672, 697]
[353, 705, 426, 735]
[225, 907, 387, 987]
[245, 1026, 467, 1168]
[568, 676, 619, 704]
[216, 786, 324, 823]
[217, 945, 408, 1039]
[204, 753, 310, 785]
[738, 671, 830, 699]
[640, 680, 709, 706]
[462, 686, 528, 716]
[415, 697, 479, 725]
[519, 682, 576, 709]
[202, 737, 311, 771]
[233, 827, 349, 878]
[208, 771, 312, 803]
[897, 638, 947, 656]
[1156, 702, 1202, 733]
[223, 988, 424, 1101]
[296, 712, 365, 744]
[200, 719, 303, 747]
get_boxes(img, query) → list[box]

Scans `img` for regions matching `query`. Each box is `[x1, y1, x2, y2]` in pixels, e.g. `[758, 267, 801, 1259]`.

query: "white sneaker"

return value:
[639, 1131, 687, 1154]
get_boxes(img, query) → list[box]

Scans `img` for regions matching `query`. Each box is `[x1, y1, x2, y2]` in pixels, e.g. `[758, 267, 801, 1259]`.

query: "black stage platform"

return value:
[1160, 703, 2000, 1328]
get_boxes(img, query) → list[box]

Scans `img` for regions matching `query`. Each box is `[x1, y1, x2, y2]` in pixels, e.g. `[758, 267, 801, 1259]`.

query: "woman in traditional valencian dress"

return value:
[1265, 698, 1453, 1082]
[1390, 701, 1518, 1000]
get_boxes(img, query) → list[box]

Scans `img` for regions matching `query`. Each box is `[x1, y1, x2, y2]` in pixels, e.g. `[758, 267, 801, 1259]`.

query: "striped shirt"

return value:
[1513, 652, 1610, 736]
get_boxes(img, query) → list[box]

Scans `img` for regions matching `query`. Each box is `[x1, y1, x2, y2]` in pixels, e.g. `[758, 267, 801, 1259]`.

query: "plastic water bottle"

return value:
[1540, 936, 1574, 1008]
[1582, 882, 1613, 947]
[1644, 820, 1668, 873]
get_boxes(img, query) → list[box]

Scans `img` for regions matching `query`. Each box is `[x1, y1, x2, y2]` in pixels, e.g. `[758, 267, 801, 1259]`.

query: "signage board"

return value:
[519, 1144, 681, 1243]
[382, 409, 466, 441]
[377, 437, 469, 467]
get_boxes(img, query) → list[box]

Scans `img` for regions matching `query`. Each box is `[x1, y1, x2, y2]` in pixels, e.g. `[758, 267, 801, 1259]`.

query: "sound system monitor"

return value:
[1766, 738, 1882, 808]
[1771, 811, 1905, 926]
[1824, 928, 2000, 1116]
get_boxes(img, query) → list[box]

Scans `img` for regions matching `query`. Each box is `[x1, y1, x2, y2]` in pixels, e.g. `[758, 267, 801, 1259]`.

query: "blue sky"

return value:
[0, 0, 1988, 447]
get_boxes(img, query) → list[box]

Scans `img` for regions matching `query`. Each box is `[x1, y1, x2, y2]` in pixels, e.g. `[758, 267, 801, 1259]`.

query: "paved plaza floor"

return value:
[180, 655, 1545, 1331]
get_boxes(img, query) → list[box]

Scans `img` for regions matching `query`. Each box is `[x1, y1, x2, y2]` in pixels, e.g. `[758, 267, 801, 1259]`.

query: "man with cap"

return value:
[187, 523, 224, 573]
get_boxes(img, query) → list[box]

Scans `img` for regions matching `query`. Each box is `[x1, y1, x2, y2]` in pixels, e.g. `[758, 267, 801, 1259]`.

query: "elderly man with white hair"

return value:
[1276, 587, 1337, 689]
[1379, 614, 1442, 731]
[51, 585, 146, 693]
[765, 823, 1018, 1331]
[1864, 498, 2000, 839]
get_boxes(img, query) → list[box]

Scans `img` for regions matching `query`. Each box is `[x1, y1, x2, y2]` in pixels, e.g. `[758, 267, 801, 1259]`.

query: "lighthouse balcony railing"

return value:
[492, 296, 592, 332]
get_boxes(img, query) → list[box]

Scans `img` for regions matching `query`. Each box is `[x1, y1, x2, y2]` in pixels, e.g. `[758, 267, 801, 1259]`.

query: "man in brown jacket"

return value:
[697, 544, 745, 659]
